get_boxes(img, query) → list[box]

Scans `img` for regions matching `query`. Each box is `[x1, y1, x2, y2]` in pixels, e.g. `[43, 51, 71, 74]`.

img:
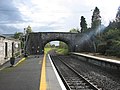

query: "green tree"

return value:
[103, 29, 120, 56]
[91, 7, 101, 29]
[26, 25, 32, 34]
[95, 6, 120, 57]
[115, 6, 120, 29]
[13, 32, 24, 49]
[51, 44, 56, 48]
[13, 32, 23, 39]
[80, 16, 87, 32]
[116, 6, 120, 22]
[59, 42, 68, 49]
[45, 43, 51, 48]
[69, 28, 79, 33]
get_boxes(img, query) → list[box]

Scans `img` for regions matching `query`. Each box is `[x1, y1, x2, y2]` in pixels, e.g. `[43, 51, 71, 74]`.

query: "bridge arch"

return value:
[26, 32, 77, 55]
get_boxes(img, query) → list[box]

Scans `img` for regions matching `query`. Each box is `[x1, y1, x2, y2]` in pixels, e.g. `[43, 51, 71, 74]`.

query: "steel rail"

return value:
[50, 56, 71, 90]
[51, 55, 100, 90]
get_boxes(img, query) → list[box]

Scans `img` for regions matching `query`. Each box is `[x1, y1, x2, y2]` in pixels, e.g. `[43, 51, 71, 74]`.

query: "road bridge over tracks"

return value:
[25, 32, 78, 55]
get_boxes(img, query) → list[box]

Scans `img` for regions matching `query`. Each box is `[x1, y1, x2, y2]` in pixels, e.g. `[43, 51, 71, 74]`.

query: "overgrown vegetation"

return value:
[56, 48, 68, 55]
[44, 47, 55, 54]
[97, 25, 120, 57]
[78, 6, 120, 57]
[13, 25, 33, 49]
[96, 6, 120, 57]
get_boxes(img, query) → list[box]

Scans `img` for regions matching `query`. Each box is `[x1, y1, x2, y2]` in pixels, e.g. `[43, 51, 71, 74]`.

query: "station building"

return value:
[0, 34, 21, 65]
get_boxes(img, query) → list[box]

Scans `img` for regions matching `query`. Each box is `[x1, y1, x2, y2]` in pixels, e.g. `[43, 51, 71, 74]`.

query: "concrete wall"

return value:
[0, 36, 21, 65]
[71, 53, 120, 70]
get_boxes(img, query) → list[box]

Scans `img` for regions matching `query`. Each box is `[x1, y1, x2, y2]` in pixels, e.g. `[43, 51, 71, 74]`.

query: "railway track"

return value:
[51, 56, 100, 90]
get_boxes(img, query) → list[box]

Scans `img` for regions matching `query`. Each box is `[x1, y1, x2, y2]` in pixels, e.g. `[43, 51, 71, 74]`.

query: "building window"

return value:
[5, 42, 8, 58]
[12, 42, 14, 57]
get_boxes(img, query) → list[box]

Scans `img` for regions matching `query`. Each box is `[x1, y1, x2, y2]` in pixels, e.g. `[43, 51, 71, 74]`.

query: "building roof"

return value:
[0, 34, 19, 41]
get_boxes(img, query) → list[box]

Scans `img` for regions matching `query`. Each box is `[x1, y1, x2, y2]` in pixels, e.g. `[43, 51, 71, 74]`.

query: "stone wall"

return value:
[26, 32, 77, 55]
[0, 36, 21, 65]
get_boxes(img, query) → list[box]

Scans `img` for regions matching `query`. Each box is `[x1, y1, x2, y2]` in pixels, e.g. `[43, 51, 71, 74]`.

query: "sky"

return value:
[0, 0, 120, 34]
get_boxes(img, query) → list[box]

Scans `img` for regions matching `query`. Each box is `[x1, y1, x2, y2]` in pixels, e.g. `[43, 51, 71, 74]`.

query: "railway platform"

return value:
[0, 54, 66, 90]
[0, 57, 24, 71]
[71, 52, 120, 70]
[72, 52, 120, 64]
[42, 54, 66, 90]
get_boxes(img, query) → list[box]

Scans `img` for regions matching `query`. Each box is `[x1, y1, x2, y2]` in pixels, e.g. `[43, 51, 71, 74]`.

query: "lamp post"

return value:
[23, 28, 27, 57]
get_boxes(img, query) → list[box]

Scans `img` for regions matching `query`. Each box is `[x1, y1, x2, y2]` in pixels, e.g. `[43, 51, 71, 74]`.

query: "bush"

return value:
[105, 41, 120, 57]
[97, 43, 107, 54]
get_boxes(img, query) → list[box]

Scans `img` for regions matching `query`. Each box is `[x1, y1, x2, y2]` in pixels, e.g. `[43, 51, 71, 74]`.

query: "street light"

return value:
[23, 28, 27, 57]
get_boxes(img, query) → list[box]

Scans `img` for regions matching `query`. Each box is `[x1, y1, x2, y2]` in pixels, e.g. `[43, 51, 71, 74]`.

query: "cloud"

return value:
[0, 0, 120, 34]
[0, 24, 21, 34]
[84, 0, 120, 25]
[32, 21, 64, 32]
[0, 0, 24, 24]
[0, 0, 24, 33]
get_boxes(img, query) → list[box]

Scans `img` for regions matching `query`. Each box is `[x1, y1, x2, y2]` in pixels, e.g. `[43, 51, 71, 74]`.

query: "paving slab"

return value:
[0, 55, 43, 90]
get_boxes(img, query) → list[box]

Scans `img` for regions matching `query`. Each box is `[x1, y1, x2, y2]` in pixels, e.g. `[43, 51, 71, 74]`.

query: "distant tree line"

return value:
[45, 41, 68, 49]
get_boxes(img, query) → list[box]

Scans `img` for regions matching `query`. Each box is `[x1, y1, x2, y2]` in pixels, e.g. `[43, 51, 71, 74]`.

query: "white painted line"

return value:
[74, 52, 120, 64]
[48, 54, 67, 90]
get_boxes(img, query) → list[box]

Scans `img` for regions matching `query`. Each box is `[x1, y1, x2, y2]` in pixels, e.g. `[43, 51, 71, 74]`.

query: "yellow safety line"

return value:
[40, 54, 47, 90]
[14, 58, 26, 67]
